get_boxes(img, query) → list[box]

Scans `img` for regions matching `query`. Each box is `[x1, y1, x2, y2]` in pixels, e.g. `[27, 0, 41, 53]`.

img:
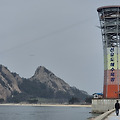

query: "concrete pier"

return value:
[94, 109, 115, 120]
[94, 110, 120, 120]
[92, 99, 118, 113]
[104, 111, 120, 120]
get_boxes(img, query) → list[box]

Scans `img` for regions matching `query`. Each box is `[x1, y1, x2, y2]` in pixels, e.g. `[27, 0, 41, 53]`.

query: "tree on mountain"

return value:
[69, 97, 80, 104]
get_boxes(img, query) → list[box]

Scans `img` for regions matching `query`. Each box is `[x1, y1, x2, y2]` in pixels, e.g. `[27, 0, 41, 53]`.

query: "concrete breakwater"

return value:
[93, 109, 115, 120]
[92, 99, 117, 113]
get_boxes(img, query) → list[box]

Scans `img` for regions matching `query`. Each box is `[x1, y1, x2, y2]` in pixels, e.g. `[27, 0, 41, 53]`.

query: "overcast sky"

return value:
[0, 0, 120, 95]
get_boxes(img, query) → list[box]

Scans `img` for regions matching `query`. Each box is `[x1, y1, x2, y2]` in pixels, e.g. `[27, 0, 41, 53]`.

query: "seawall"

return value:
[92, 99, 118, 113]
[94, 109, 115, 120]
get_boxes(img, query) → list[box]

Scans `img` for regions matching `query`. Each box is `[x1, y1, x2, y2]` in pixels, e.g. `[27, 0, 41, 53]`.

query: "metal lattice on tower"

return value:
[97, 6, 120, 98]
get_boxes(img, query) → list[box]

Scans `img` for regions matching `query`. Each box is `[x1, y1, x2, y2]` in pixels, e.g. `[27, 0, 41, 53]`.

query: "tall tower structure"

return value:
[97, 6, 120, 98]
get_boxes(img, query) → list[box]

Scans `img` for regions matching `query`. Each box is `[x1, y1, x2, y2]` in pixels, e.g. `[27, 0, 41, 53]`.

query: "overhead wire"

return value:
[0, 15, 96, 55]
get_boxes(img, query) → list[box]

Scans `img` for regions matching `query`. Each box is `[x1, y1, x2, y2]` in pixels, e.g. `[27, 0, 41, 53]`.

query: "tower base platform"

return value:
[92, 99, 118, 113]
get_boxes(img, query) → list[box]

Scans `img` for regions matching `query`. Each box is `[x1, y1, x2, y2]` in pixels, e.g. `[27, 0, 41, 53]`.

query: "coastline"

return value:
[0, 103, 91, 107]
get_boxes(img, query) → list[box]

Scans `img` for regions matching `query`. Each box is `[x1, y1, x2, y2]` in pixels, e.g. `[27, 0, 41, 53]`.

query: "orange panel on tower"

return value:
[97, 6, 120, 98]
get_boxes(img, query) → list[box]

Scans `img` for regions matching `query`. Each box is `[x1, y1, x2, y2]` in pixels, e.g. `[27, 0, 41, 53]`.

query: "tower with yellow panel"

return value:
[97, 6, 120, 98]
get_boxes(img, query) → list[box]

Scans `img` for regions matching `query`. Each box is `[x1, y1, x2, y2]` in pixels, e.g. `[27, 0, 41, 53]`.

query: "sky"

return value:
[0, 0, 120, 95]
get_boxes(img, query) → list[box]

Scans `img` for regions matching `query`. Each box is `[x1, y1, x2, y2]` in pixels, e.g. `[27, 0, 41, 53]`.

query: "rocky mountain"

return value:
[0, 65, 21, 100]
[0, 65, 89, 103]
[30, 66, 75, 95]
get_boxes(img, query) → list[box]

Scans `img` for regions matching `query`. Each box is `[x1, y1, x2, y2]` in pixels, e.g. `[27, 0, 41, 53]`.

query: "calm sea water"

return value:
[0, 105, 98, 120]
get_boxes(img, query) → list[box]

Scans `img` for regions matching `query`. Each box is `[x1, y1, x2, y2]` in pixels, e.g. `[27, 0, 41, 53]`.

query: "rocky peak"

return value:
[34, 66, 52, 76]
[31, 66, 71, 93]
[33, 66, 56, 82]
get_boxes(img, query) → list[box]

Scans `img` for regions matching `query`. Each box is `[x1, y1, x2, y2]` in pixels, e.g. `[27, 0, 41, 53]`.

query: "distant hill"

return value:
[0, 65, 90, 103]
